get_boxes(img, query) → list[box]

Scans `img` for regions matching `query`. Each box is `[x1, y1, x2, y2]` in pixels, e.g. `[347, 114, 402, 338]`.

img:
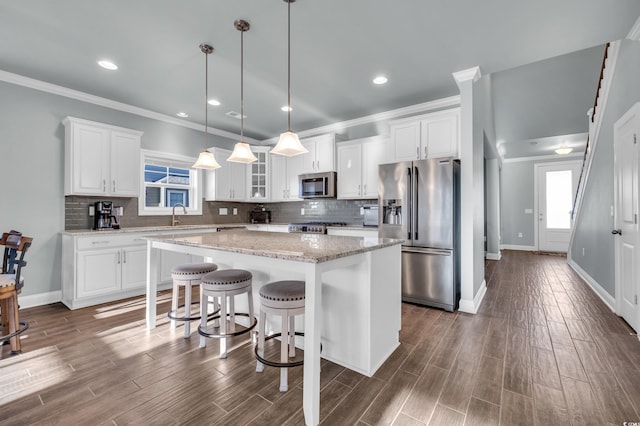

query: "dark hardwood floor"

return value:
[1, 250, 640, 425]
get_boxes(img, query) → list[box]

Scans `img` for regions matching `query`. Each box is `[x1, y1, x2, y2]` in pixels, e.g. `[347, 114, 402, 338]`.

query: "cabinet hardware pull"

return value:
[424, 147, 428, 158]
[117, 252, 121, 264]
[91, 241, 110, 245]
[364, 184, 367, 194]
[112, 180, 116, 192]
[123, 250, 127, 263]
[103, 179, 106, 192]
[416, 147, 419, 159]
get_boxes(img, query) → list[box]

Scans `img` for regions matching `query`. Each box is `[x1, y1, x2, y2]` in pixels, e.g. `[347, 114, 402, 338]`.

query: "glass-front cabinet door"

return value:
[247, 146, 270, 201]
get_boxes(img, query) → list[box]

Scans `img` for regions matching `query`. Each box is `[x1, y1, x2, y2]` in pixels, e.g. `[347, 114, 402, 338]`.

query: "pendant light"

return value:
[228, 19, 258, 164]
[270, 0, 309, 157]
[192, 43, 222, 170]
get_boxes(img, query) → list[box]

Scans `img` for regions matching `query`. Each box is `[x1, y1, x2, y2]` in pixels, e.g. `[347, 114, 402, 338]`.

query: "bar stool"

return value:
[198, 269, 257, 358]
[255, 280, 305, 392]
[168, 262, 218, 338]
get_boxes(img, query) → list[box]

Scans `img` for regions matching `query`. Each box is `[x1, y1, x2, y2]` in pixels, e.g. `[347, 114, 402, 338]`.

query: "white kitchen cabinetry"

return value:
[390, 108, 459, 162]
[300, 133, 337, 173]
[62, 228, 209, 309]
[246, 146, 270, 201]
[63, 117, 142, 197]
[204, 148, 247, 201]
[337, 136, 389, 199]
[270, 153, 301, 202]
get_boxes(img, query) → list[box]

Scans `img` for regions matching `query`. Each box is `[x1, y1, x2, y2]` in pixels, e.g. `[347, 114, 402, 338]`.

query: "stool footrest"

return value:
[198, 313, 257, 338]
[0, 321, 29, 346]
[167, 302, 219, 322]
[254, 332, 305, 368]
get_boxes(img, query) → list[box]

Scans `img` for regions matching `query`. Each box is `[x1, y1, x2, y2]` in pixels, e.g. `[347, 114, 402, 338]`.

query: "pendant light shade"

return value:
[554, 145, 573, 155]
[271, 0, 308, 157]
[228, 19, 258, 164]
[193, 43, 221, 170]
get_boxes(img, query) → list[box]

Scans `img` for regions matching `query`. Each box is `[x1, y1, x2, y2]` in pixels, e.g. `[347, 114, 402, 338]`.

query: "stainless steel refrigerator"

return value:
[378, 158, 460, 311]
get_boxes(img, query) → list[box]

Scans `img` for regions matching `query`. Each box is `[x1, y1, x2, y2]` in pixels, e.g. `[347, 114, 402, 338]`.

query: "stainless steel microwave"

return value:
[299, 171, 337, 198]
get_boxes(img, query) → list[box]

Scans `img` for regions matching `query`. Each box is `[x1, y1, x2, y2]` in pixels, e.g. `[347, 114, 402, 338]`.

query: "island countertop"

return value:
[143, 229, 403, 263]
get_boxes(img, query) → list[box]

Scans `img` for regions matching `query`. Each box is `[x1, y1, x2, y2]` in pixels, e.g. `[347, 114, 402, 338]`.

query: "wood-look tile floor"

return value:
[2, 250, 640, 425]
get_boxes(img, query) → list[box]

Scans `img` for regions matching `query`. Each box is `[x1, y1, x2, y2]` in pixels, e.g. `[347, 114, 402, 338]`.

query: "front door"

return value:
[535, 161, 581, 252]
[614, 106, 639, 333]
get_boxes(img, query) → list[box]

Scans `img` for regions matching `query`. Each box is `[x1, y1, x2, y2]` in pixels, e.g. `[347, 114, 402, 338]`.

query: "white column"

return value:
[452, 66, 483, 313]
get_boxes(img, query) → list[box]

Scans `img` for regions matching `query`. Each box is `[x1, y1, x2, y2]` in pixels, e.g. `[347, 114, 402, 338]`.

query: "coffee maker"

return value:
[94, 201, 120, 230]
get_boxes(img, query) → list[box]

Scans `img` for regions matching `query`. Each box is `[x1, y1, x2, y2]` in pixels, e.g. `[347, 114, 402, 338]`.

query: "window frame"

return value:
[138, 149, 203, 216]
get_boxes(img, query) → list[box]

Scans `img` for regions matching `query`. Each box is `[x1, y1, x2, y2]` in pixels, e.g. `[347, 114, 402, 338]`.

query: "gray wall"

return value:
[571, 39, 640, 297]
[500, 155, 582, 247]
[0, 81, 235, 298]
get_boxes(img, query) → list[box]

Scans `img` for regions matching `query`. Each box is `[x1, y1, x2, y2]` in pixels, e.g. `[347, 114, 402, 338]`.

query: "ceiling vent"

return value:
[226, 111, 246, 120]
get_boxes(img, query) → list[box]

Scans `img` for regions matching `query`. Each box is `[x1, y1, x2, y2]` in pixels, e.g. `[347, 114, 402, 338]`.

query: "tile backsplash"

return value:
[64, 196, 377, 230]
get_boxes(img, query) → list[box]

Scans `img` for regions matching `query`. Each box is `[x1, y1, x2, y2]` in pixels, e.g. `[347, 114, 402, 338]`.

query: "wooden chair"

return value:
[0, 231, 32, 354]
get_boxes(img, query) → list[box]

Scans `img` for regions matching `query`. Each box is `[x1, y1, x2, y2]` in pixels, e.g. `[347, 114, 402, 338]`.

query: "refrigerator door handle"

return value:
[414, 166, 419, 241]
[402, 247, 452, 256]
[407, 167, 412, 240]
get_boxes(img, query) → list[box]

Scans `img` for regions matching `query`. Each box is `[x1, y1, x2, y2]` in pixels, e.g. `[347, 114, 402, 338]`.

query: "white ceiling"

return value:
[1, 1, 639, 158]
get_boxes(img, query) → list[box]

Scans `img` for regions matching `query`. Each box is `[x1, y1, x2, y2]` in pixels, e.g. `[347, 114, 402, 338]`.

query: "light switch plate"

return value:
[219, 208, 228, 215]
[233, 208, 238, 215]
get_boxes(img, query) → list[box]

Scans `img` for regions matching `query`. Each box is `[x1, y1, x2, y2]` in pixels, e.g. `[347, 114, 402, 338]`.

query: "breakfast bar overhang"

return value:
[144, 230, 403, 426]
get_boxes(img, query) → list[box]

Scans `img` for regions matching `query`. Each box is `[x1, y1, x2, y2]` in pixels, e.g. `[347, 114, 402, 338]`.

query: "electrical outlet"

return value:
[582, 247, 585, 256]
[233, 208, 238, 215]
[88, 205, 95, 216]
[518, 232, 523, 238]
[360, 207, 364, 215]
[301, 208, 305, 215]
[219, 207, 228, 216]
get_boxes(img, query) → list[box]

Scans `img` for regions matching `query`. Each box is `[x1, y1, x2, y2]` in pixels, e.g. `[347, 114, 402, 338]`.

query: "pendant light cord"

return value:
[287, 0, 291, 132]
[204, 49, 209, 137]
[241, 27, 245, 141]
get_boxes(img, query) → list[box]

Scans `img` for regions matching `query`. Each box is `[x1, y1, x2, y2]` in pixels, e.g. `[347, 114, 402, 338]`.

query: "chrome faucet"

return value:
[171, 203, 187, 226]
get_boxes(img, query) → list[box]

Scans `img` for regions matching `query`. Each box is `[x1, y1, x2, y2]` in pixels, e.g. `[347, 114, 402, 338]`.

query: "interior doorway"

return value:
[534, 160, 582, 252]
[614, 104, 639, 334]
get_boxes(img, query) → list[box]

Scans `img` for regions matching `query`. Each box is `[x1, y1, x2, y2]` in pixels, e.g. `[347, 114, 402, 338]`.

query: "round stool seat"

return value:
[202, 269, 253, 291]
[171, 262, 218, 279]
[259, 280, 305, 309]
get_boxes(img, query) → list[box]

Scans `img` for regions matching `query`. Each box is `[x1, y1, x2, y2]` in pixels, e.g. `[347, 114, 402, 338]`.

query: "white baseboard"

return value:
[459, 280, 487, 314]
[19, 291, 62, 309]
[485, 252, 501, 260]
[500, 244, 535, 251]
[567, 259, 615, 312]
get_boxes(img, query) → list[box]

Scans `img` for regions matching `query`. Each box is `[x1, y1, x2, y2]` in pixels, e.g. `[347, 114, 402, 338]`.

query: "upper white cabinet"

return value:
[299, 133, 337, 173]
[204, 148, 247, 201]
[63, 117, 142, 197]
[270, 153, 301, 202]
[390, 108, 459, 162]
[247, 146, 270, 201]
[337, 136, 390, 199]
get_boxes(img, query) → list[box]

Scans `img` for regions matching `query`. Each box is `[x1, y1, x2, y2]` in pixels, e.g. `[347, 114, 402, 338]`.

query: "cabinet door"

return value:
[286, 154, 304, 200]
[77, 248, 121, 298]
[121, 246, 147, 290]
[110, 131, 141, 196]
[422, 113, 458, 158]
[391, 121, 421, 162]
[362, 140, 388, 198]
[314, 134, 336, 172]
[205, 149, 232, 201]
[229, 161, 246, 200]
[299, 139, 317, 173]
[72, 124, 110, 195]
[270, 154, 288, 202]
[248, 149, 269, 201]
[337, 144, 363, 199]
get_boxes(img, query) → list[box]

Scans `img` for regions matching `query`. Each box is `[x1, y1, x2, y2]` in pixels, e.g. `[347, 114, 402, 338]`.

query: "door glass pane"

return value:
[546, 170, 572, 229]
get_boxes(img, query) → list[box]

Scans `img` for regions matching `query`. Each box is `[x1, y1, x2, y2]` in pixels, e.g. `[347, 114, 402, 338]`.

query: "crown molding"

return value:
[627, 15, 640, 40]
[452, 66, 482, 87]
[261, 95, 461, 143]
[502, 152, 583, 163]
[0, 69, 258, 144]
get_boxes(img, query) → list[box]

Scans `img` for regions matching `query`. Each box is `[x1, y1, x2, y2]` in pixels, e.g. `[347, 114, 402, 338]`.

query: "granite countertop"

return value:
[62, 223, 255, 236]
[144, 229, 401, 263]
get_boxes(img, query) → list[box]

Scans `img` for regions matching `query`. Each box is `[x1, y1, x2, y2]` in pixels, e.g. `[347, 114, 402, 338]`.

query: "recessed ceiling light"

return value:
[281, 105, 292, 112]
[176, 112, 189, 118]
[373, 76, 388, 85]
[208, 99, 221, 106]
[97, 60, 118, 70]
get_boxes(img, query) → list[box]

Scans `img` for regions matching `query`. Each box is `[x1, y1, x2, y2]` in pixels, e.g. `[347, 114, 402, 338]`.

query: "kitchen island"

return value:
[144, 229, 402, 426]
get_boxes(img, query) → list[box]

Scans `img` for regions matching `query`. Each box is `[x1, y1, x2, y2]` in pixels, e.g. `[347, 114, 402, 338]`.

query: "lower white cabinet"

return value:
[62, 229, 209, 309]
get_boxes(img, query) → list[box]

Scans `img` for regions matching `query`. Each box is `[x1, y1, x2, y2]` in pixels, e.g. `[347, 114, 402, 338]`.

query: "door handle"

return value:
[611, 229, 622, 235]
